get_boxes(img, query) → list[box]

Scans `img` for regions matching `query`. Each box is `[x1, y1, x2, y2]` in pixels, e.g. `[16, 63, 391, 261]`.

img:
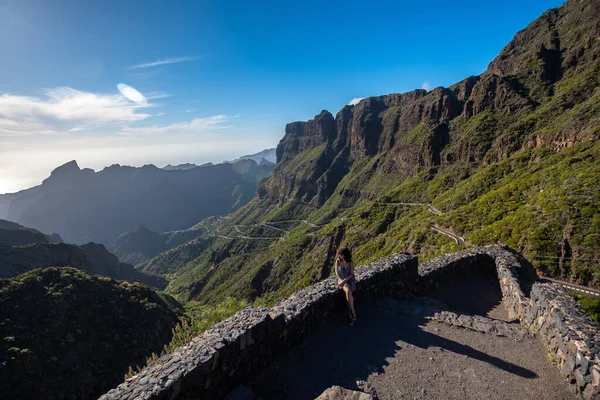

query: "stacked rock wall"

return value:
[520, 282, 600, 399]
[100, 253, 417, 400]
[100, 245, 600, 399]
[418, 245, 600, 399]
[416, 247, 495, 295]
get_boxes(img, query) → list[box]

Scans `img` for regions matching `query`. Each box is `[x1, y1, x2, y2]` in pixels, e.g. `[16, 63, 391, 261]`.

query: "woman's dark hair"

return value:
[338, 247, 352, 262]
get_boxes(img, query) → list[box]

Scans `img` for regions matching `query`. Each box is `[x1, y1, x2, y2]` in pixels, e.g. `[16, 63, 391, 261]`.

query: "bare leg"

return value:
[343, 285, 356, 321]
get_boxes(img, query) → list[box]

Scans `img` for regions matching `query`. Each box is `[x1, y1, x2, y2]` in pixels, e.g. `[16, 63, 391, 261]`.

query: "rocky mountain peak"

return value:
[48, 160, 80, 177]
[276, 110, 336, 163]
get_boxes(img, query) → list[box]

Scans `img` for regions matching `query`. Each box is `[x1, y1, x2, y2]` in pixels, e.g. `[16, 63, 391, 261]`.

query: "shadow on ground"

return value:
[252, 303, 547, 400]
[432, 271, 509, 321]
[250, 264, 574, 399]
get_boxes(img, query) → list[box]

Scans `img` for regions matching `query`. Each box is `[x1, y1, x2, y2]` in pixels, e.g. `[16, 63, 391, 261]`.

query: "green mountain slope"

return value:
[0, 267, 179, 400]
[0, 241, 167, 289]
[144, 0, 600, 304]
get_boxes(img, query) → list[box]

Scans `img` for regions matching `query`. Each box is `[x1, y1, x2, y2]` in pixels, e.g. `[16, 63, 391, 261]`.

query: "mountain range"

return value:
[0, 157, 273, 245]
[2, 1, 600, 399]
[162, 148, 276, 171]
[137, 0, 600, 305]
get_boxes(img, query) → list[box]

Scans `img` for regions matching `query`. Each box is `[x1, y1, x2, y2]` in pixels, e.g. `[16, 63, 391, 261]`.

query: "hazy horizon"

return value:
[0, 139, 276, 194]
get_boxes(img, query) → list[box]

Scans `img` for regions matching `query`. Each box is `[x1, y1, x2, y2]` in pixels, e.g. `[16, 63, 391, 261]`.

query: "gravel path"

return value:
[252, 305, 573, 400]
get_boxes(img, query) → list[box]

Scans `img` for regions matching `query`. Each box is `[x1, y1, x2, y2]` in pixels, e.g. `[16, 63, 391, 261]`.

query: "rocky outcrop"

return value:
[276, 111, 336, 163]
[315, 386, 373, 400]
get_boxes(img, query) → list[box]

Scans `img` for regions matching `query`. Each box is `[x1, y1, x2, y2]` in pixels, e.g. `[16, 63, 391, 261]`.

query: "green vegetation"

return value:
[147, 0, 600, 306]
[0, 267, 178, 400]
[155, 138, 599, 307]
[125, 298, 249, 379]
[572, 294, 600, 326]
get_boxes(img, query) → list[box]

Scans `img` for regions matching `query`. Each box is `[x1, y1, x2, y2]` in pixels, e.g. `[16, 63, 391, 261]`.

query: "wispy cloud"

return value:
[0, 87, 153, 136]
[185, 108, 195, 113]
[348, 97, 365, 106]
[421, 81, 432, 91]
[131, 69, 163, 80]
[147, 92, 172, 100]
[120, 115, 234, 136]
[129, 56, 198, 70]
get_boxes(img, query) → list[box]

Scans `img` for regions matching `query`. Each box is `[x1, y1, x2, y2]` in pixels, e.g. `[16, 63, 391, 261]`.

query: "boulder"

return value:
[315, 385, 373, 400]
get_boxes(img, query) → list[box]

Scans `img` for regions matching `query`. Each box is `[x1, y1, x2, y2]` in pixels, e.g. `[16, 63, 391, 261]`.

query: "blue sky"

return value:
[0, 0, 564, 193]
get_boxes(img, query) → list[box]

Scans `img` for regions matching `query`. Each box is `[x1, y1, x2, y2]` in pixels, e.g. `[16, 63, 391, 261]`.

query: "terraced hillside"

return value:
[140, 0, 600, 305]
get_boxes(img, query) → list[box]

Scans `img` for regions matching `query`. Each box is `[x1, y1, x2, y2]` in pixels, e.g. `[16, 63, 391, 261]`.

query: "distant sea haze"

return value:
[0, 178, 40, 195]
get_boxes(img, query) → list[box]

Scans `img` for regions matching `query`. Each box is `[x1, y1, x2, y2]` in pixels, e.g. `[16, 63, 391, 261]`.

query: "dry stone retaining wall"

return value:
[100, 253, 417, 400]
[100, 245, 600, 399]
[418, 245, 600, 399]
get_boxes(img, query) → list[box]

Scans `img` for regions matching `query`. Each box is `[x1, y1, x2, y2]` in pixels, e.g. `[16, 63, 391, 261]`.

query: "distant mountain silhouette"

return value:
[162, 162, 214, 170]
[0, 219, 62, 246]
[234, 148, 276, 164]
[0, 233, 167, 289]
[161, 147, 276, 170]
[2, 159, 273, 245]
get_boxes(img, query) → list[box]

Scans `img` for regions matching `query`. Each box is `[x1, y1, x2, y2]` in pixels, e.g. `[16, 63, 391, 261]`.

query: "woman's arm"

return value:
[334, 259, 341, 280]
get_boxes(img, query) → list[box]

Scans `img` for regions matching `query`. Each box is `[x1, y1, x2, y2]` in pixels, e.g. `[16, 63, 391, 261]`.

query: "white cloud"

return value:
[421, 81, 432, 91]
[185, 108, 195, 113]
[348, 97, 365, 106]
[120, 115, 233, 136]
[0, 87, 152, 136]
[129, 57, 198, 69]
[117, 83, 147, 105]
[146, 92, 172, 100]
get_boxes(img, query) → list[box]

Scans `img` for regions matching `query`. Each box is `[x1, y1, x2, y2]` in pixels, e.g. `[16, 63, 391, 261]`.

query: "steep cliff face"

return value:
[266, 0, 600, 207]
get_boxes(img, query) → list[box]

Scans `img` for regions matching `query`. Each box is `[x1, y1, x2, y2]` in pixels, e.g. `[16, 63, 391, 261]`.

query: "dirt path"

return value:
[252, 304, 573, 400]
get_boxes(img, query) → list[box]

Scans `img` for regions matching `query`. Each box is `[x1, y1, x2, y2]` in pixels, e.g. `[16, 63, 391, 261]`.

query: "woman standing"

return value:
[335, 248, 356, 326]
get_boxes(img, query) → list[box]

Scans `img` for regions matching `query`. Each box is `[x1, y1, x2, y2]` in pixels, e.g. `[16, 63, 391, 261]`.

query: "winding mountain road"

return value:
[543, 278, 600, 299]
[428, 222, 466, 246]
[375, 201, 443, 215]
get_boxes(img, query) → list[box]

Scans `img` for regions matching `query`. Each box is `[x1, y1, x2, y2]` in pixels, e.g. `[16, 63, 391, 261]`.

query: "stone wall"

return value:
[416, 247, 496, 296]
[99, 253, 417, 400]
[520, 282, 600, 399]
[100, 245, 600, 399]
[417, 245, 600, 399]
